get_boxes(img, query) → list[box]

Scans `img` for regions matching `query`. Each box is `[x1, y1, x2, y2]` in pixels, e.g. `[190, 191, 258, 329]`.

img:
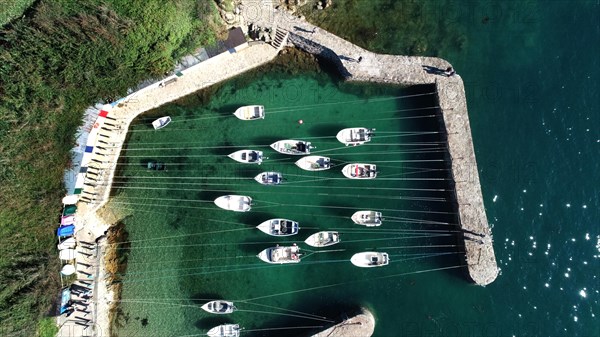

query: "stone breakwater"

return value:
[241, 0, 499, 285]
[310, 308, 375, 337]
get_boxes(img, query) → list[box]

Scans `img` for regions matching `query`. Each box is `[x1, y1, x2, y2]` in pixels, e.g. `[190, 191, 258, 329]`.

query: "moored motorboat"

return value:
[233, 105, 265, 120]
[351, 210, 383, 227]
[256, 219, 299, 236]
[207, 324, 241, 337]
[201, 300, 236, 314]
[295, 156, 331, 171]
[342, 163, 377, 179]
[152, 116, 171, 129]
[257, 244, 301, 264]
[336, 127, 375, 146]
[350, 252, 389, 268]
[270, 140, 314, 155]
[228, 150, 263, 164]
[304, 231, 340, 247]
[214, 195, 252, 212]
[254, 171, 283, 185]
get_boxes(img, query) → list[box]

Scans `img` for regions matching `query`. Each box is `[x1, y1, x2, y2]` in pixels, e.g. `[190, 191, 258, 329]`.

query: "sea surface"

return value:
[109, 1, 599, 336]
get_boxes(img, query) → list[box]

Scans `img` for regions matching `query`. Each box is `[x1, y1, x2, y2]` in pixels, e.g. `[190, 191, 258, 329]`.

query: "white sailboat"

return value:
[350, 252, 389, 268]
[256, 219, 299, 236]
[342, 163, 377, 179]
[233, 105, 265, 120]
[295, 156, 331, 171]
[228, 150, 263, 164]
[152, 116, 171, 129]
[336, 127, 375, 146]
[304, 231, 340, 247]
[214, 195, 252, 212]
[257, 244, 301, 264]
[270, 140, 314, 155]
[207, 324, 241, 337]
[351, 210, 383, 227]
[201, 300, 236, 314]
[254, 171, 283, 185]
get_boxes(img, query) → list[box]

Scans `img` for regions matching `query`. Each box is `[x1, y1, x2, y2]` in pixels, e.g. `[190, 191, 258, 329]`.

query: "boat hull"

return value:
[214, 195, 252, 212]
[234, 105, 264, 120]
[257, 245, 301, 264]
[256, 219, 299, 236]
[254, 171, 283, 185]
[201, 300, 236, 314]
[207, 324, 240, 337]
[350, 252, 389, 267]
[152, 116, 171, 129]
[351, 211, 382, 227]
[295, 156, 331, 171]
[342, 163, 377, 179]
[270, 140, 313, 155]
[304, 231, 340, 247]
[228, 150, 263, 164]
[336, 127, 374, 146]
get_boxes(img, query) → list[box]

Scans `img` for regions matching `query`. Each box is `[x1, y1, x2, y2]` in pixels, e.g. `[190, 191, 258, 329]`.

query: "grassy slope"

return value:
[0, 0, 221, 335]
[0, 0, 36, 25]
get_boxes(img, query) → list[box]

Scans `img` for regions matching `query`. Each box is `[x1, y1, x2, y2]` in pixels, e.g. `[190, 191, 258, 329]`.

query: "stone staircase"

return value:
[271, 28, 289, 51]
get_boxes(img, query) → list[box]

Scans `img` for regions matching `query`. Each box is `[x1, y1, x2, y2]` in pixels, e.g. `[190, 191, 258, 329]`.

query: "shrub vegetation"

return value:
[0, 1, 221, 335]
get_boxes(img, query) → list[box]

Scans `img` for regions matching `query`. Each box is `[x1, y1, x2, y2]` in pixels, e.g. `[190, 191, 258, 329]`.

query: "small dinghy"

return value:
[152, 116, 171, 129]
[351, 210, 383, 227]
[304, 231, 340, 247]
[257, 244, 301, 264]
[254, 171, 283, 185]
[270, 140, 314, 155]
[351, 252, 389, 268]
[214, 195, 252, 212]
[342, 163, 377, 179]
[228, 150, 264, 164]
[336, 127, 375, 146]
[201, 300, 236, 314]
[207, 324, 241, 337]
[256, 219, 299, 236]
[295, 156, 331, 171]
[57, 237, 77, 250]
[234, 105, 265, 120]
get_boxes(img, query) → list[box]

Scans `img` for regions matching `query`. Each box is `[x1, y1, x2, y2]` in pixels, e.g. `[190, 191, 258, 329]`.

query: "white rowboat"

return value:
[214, 195, 252, 212]
[152, 116, 171, 129]
[234, 105, 265, 120]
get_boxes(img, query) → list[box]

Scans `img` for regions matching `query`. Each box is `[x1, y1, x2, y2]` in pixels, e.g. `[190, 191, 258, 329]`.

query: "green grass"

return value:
[0, 0, 36, 26]
[37, 317, 58, 337]
[0, 0, 221, 335]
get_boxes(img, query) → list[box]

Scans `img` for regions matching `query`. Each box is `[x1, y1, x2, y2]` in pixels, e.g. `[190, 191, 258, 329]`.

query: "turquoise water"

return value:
[110, 1, 599, 336]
